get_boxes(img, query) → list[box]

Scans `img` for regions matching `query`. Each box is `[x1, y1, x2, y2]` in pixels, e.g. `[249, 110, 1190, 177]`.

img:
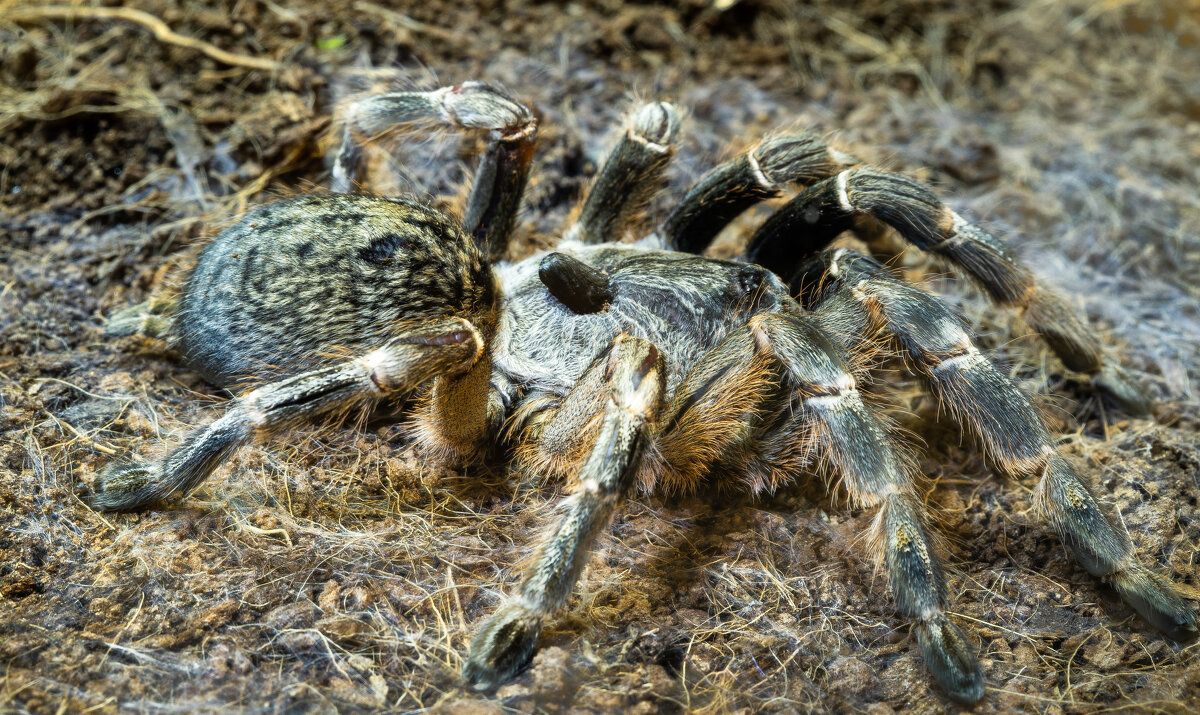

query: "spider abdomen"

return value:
[175, 194, 497, 389]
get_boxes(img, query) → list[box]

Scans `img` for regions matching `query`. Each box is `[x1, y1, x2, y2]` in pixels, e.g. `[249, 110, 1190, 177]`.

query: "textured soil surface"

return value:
[3, 1, 1200, 713]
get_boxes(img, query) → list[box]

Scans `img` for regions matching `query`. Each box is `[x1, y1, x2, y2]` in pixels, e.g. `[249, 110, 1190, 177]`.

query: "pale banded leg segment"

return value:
[564, 102, 681, 245]
[806, 249, 1050, 464]
[810, 249, 1197, 640]
[660, 134, 855, 254]
[92, 318, 485, 510]
[335, 82, 538, 261]
[746, 168, 1146, 413]
[463, 335, 665, 688]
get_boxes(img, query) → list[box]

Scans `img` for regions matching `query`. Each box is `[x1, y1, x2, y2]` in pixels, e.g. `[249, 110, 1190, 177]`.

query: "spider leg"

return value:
[91, 317, 485, 510]
[563, 102, 681, 245]
[335, 82, 538, 261]
[756, 313, 984, 703]
[746, 168, 1147, 413]
[463, 335, 664, 688]
[104, 296, 177, 339]
[652, 313, 982, 702]
[809, 249, 1198, 640]
[658, 134, 855, 253]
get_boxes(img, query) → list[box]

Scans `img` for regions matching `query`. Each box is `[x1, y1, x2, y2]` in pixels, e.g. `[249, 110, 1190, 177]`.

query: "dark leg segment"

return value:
[748, 168, 1146, 412]
[660, 134, 856, 254]
[336, 82, 538, 261]
[565, 102, 680, 245]
[810, 249, 1197, 640]
[92, 318, 485, 510]
[464, 335, 665, 688]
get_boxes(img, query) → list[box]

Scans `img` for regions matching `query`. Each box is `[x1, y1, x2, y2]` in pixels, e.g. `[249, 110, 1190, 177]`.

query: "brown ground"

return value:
[2, 1, 1200, 713]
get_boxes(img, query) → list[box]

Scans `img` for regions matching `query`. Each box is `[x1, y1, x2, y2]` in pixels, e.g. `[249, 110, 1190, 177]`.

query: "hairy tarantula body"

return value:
[94, 82, 1196, 704]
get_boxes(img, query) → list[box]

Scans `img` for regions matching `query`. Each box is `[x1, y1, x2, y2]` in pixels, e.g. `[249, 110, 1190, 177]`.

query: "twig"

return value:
[352, 1, 464, 43]
[227, 141, 310, 213]
[237, 519, 295, 547]
[7, 5, 282, 72]
[446, 564, 467, 632]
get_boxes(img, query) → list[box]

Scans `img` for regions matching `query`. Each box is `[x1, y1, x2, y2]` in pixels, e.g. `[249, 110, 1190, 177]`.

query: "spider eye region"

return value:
[738, 265, 766, 295]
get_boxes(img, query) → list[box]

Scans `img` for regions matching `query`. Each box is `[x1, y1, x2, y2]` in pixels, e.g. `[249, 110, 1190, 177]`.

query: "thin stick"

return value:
[7, 5, 281, 72]
[352, 1, 465, 43]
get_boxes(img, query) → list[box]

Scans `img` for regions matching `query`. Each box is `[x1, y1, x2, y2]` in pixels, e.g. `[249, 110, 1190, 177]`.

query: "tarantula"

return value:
[93, 81, 1196, 703]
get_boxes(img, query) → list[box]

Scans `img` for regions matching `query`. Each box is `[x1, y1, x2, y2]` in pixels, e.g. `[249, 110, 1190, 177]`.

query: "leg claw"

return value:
[89, 460, 163, 511]
[915, 617, 984, 704]
[462, 600, 543, 690]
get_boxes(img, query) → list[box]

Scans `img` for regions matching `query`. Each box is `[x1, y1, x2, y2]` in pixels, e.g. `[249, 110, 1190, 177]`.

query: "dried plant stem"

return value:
[7, 5, 281, 72]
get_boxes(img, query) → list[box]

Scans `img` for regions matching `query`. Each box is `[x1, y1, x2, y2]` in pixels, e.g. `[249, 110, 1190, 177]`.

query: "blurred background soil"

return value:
[2, 0, 1200, 712]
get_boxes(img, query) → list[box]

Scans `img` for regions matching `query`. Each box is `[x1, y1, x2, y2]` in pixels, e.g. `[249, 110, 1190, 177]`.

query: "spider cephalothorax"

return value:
[94, 81, 1196, 703]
